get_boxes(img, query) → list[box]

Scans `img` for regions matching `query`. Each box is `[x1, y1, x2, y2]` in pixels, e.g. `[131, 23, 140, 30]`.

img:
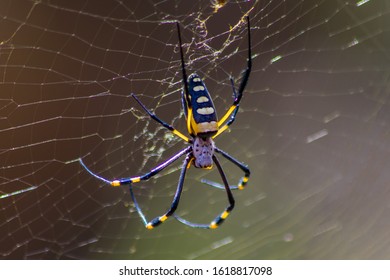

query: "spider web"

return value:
[1, 0, 390, 259]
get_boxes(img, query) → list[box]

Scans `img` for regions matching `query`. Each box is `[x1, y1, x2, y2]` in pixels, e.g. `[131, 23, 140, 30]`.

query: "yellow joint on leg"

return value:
[238, 176, 249, 190]
[159, 215, 168, 222]
[209, 222, 218, 229]
[111, 180, 121, 187]
[221, 210, 230, 220]
[131, 176, 141, 183]
[146, 223, 154, 230]
[186, 158, 193, 169]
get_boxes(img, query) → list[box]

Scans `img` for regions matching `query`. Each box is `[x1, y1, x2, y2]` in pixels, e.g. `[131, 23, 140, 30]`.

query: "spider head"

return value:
[192, 137, 215, 169]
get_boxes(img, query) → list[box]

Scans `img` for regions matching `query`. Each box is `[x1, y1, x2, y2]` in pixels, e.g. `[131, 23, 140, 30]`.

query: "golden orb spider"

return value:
[80, 16, 252, 229]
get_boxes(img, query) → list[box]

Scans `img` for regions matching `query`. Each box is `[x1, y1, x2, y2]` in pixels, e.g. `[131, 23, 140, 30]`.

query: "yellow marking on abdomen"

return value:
[193, 85, 205, 92]
[196, 121, 218, 133]
[197, 107, 214, 115]
[197, 96, 209, 103]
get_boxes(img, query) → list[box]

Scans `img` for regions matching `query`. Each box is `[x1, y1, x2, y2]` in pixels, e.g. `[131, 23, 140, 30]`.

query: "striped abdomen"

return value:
[186, 73, 218, 138]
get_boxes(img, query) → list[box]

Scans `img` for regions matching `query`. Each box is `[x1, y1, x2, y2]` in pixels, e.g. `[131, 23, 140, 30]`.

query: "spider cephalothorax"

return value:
[80, 16, 252, 229]
[192, 137, 215, 169]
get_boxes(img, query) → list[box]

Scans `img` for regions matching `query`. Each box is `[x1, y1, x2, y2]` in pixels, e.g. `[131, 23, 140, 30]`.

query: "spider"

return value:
[79, 16, 252, 229]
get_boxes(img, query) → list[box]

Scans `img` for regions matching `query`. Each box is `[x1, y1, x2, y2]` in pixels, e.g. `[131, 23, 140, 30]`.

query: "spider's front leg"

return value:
[79, 147, 191, 187]
[215, 16, 252, 133]
[131, 93, 190, 143]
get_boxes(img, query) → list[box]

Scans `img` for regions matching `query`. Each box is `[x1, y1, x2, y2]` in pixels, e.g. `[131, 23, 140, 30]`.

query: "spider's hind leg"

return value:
[131, 153, 193, 229]
[201, 147, 250, 191]
[174, 155, 235, 229]
[201, 178, 239, 190]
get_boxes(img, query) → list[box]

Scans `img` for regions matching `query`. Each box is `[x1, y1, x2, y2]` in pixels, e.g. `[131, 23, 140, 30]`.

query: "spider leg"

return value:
[176, 21, 195, 137]
[131, 153, 192, 229]
[174, 154, 235, 229]
[131, 94, 190, 143]
[79, 146, 191, 187]
[176, 22, 189, 108]
[201, 147, 250, 191]
[200, 178, 239, 190]
[215, 16, 252, 134]
[213, 77, 240, 138]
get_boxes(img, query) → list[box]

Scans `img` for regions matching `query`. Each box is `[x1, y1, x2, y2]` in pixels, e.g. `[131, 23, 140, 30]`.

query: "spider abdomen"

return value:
[187, 73, 218, 138]
[192, 137, 215, 169]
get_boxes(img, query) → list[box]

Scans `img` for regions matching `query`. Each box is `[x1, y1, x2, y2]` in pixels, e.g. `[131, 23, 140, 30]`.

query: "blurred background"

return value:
[1, 0, 390, 259]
